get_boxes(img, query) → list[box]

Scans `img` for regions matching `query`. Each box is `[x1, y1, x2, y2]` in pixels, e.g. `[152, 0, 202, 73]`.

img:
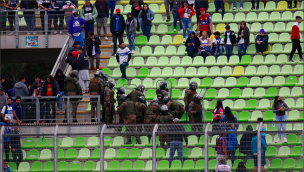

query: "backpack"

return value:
[89, 78, 101, 92]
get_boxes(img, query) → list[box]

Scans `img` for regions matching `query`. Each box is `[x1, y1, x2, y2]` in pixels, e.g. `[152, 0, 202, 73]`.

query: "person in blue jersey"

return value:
[116, 42, 131, 79]
[68, 12, 86, 47]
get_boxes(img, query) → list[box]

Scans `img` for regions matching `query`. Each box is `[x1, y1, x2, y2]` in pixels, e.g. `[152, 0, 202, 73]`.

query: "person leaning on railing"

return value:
[4, 0, 20, 36]
[20, 0, 38, 35]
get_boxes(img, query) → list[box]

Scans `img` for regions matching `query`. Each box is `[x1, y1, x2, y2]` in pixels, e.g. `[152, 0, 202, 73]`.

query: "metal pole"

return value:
[44, 13, 48, 48]
[54, 125, 59, 172]
[152, 124, 159, 172]
[204, 123, 210, 172]
[97, 95, 101, 123]
[100, 124, 107, 171]
[257, 122, 263, 172]
[15, 10, 19, 48]
[0, 126, 4, 169]
[36, 97, 40, 123]
[67, 97, 71, 124]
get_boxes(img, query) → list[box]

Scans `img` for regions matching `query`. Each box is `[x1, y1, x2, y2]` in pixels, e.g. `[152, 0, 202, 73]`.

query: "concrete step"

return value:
[99, 45, 111, 48]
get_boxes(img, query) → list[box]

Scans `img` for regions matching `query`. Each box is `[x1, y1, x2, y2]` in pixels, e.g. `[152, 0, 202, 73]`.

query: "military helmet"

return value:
[150, 98, 159, 106]
[159, 81, 167, 89]
[138, 96, 146, 103]
[119, 94, 128, 102]
[189, 81, 198, 90]
[69, 70, 79, 78]
[108, 80, 116, 88]
[117, 86, 126, 94]
[94, 70, 101, 77]
[163, 96, 171, 104]
[192, 94, 203, 102]
[161, 105, 168, 111]
[137, 85, 145, 92]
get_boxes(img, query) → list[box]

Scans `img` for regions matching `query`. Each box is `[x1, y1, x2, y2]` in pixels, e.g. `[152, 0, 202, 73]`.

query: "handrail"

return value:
[51, 36, 72, 76]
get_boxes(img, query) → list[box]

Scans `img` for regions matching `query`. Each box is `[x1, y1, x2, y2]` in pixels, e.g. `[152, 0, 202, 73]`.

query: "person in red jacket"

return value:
[289, 16, 303, 62]
[178, 1, 195, 42]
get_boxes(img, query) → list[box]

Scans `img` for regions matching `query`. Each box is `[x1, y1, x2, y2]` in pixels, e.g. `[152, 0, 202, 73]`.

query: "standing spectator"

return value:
[251, 0, 260, 10]
[62, 1, 76, 29]
[3, 161, 13, 172]
[211, 31, 224, 59]
[272, 96, 289, 143]
[196, 7, 212, 37]
[235, 162, 248, 172]
[168, 118, 188, 167]
[164, 0, 170, 22]
[216, 156, 231, 172]
[38, 0, 53, 35]
[68, 12, 86, 47]
[30, 75, 44, 97]
[185, 31, 200, 58]
[227, 126, 239, 166]
[12, 96, 22, 125]
[110, 8, 125, 56]
[20, 0, 38, 35]
[219, 107, 239, 130]
[215, 133, 228, 171]
[138, 3, 154, 42]
[4, 0, 20, 36]
[80, 0, 97, 39]
[237, 21, 250, 60]
[199, 31, 212, 60]
[38, 75, 60, 123]
[255, 29, 268, 54]
[13, 76, 29, 97]
[54, 69, 66, 114]
[233, 0, 243, 10]
[215, 0, 225, 19]
[65, 41, 80, 70]
[1, 97, 13, 124]
[0, 87, 6, 115]
[251, 132, 267, 172]
[210, 100, 224, 123]
[76, 47, 90, 93]
[194, 0, 208, 24]
[95, 0, 109, 40]
[170, 0, 181, 32]
[239, 125, 254, 159]
[178, 1, 195, 42]
[3, 127, 13, 162]
[84, 31, 101, 71]
[289, 16, 303, 62]
[11, 128, 22, 167]
[125, 12, 137, 54]
[224, 25, 236, 61]
[109, 0, 119, 19]
[287, 0, 297, 9]
[52, 0, 65, 35]
[0, 76, 5, 88]
[130, 0, 143, 31]
[0, 1, 7, 35]
[116, 42, 131, 79]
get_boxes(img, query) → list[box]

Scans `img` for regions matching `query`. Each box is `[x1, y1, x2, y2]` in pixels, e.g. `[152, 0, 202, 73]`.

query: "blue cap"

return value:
[260, 29, 265, 33]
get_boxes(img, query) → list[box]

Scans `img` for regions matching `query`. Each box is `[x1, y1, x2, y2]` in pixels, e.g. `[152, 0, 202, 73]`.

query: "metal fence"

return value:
[0, 122, 302, 172]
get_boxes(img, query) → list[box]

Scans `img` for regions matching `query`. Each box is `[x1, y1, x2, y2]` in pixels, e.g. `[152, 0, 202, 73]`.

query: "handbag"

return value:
[144, 19, 151, 25]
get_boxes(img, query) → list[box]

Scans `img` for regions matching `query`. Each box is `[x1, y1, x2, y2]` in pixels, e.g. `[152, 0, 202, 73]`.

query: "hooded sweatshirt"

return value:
[13, 82, 29, 97]
[251, 135, 267, 155]
[68, 17, 86, 35]
[291, 21, 300, 40]
[125, 16, 137, 34]
[54, 69, 67, 92]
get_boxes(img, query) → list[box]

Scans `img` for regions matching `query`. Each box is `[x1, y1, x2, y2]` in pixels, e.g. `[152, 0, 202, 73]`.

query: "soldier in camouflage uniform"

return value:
[164, 96, 185, 119]
[156, 105, 174, 148]
[156, 81, 169, 106]
[184, 81, 198, 111]
[144, 98, 160, 140]
[102, 81, 115, 123]
[89, 70, 104, 122]
[117, 94, 137, 144]
[63, 70, 83, 123]
[116, 86, 126, 125]
[188, 94, 203, 132]
[127, 85, 145, 102]
[134, 96, 147, 144]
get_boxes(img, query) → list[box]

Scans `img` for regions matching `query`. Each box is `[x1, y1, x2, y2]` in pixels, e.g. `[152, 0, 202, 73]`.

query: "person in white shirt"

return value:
[216, 155, 231, 172]
[116, 42, 131, 79]
[211, 31, 224, 59]
[1, 97, 13, 124]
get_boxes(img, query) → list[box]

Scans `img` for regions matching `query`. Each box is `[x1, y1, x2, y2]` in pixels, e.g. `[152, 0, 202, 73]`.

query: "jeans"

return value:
[172, 10, 181, 29]
[141, 24, 152, 41]
[97, 17, 108, 36]
[201, 51, 209, 60]
[181, 18, 192, 39]
[89, 54, 101, 69]
[84, 22, 94, 39]
[233, 0, 243, 7]
[169, 140, 183, 167]
[72, 32, 84, 47]
[290, 39, 303, 60]
[226, 44, 233, 60]
[238, 44, 248, 60]
[120, 62, 129, 78]
[187, 47, 196, 58]
[215, 0, 225, 18]
[65, 15, 72, 29]
[210, 45, 224, 59]
[112, 32, 123, 54]
[255, 42, 267, 53]
[127, 33, 136, 51]
[24, 14, 36, 31]
[275, 114, 287, 138]
[53, 14, 64, 31]
[246, 152, 253, 159]
[108, 0, 116, 18]
[228, 150, 236, 166]
[57, 91, 65, 111]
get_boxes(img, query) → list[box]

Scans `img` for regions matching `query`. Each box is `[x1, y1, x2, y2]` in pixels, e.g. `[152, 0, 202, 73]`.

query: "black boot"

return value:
[126, 137, 132, 144]
[72, 119, 78, 123]
[62, 120, 67, 123]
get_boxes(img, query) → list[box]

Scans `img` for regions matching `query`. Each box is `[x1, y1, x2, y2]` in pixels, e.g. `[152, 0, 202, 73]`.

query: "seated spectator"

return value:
[251, 132, 267, 172]
[199, 31, 212, 60]
[233, 0, 243, 10]
[211, 31, 224, 59]
[65, 41, 81, 70]
[3, 161, 13, 172]
[239, 125, 254, 159]
[224, 25, 237, 61]
[185, 31, 200, 58]
[235, 162, 248, 172]
[219, 106, 239, 130]
[255, 29, 268, 54]
[216, 150, 232, 172]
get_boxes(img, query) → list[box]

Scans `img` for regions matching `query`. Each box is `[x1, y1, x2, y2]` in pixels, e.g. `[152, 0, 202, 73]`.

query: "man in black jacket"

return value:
[223, 25, 236, 61]
[84, 31, 101, 71]
[194, 0, 209, 24]
[110, 8, 126, 56]
[185, 31, 200, 58]
[77, 47, 90, 93]
[20, 0, 38, 35]
[94, 0, 109, 40]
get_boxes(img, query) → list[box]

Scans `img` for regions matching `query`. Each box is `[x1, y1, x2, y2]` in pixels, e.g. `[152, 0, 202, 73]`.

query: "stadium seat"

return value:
[244, 99, 258, 110]
[73, 137, 86, 148]
[208, 67, 221, 77]
[227, 88, 241, 99]
[204, 89, 216, 99]
[115, 79, 128, 89]
[22, 138, 35, 149]
[179, 56, 192, 67]
[230, 66, 244, 76]
[145, 57, 157, 67]
[175, 78, 189, 88]
[266, 146, 277, 158]
[77, 148, 90, 160]
[278, 87, 290, 98]
[168, 56, 181, 66]
[156, 56, 169, 67]
[147, 35, 160, 46]
[215, 88, 229, 99]
[157, 160, 169, 171]
[264, 87, 277, 98]
[132, 160, 145, 172]
[239, 88, 253, 98]
[243, 66, 256, 77]
[131, 57, 144, 67]
[246, 12, 257, 22]
[284, 76, 297, 87]
[199, 77, 212, 88]
[276, 146, 290, 158]
[219, 66, 233, 77]
[168, 160, 182, 171]
[29, 161, 43, 172]
[264, 110, 275, 121]
[170, 35, 183, 45]
[223, 77, 236, 87]
[203, 56, 216, 66]
[227, 55, 240, 65]
[166, 25, 181, 35]
[146, 89, 157, 100]
[25, 149, 39, 161]
[234, 12, 245, 22]
[105, 161, 119, 172]
[159, 35, 172, 45]
[148, 67, 161, 78]
[250, 22, 262, 32]
[268, 65, 280, 76]
[38, 149, 52, 161]
[107, 58, 119, 68]
[17, 162, 30, 172]
[260, 76, 273, 87]
[135, 35, 147, 46]
[238, 111, 250, 122]
[233, 99, 246, 110]
[294, 65, 304, 75]
[110, 136, 123, 147]
[295, 98, 304, 109]
[211, 77, 224, 88]
[136, 68, 149, 78]
[114, 148, 128, 160]
[184, 67, 196, 77]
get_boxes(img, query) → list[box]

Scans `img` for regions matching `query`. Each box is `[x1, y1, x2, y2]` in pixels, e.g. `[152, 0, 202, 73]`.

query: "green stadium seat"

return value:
[179, 56, 192, 67]
[193, 160, 205, 171]
[216, 56, 227, 66]
[146, 89, 157, 100]
[182, 160, 194, 171]
[295, 98, 304, 109]
[142, 160, 152, 172]
[159, 35, 172, 45]
[148, 67, 161, 78]
[175, 78, 189, 88]
[273, 22, 286, 32]
[130, 57, 144, 67]
[268, 33, 278, 43]
[42, 161, 54, 172]
[260, 76, 273, 87]
[250, 22, 262, 33]
[145, 57, 157, 67]
[176, 45, 187, 56]
[129, 79, 141, 89]
[222, 13, 233, 22]
[219, 66, 233, 77]
[289, 146, 302, 157]
[211, 77, 224, 88]
[115, 79, 128, 89]
[223, 77, 236, 87]
[203, 56, 216, 66]
[256, 99, 270, 110]
[249, 110, 263, 121]
[8, 162, 17, 172]
[77, 148, 90, 160]
[166, 25, 181, 35]
[233, 99, 246, 110]
[208, 67, 221, 77]
[235, 77, 248, 87]
[80, 161, 95, 172]
[157, 160, 169, 171]
[264, 55, 276, 64]
[278, 33, 291, 43]
[263, 1, 275, 11]
[227, 55, 240, 65]
[111, 68, 122, 78]
[199, 77, 212, 88]
[255, 65, 268, 76]
[164, 46, 177, 56]
[138, 148, 152, 159]
[114, 148, 128, 160]
[68, 161, 81, 172]
[268, 65, 280, 76]
[135, 35, 147, 46]
[110, 136, 123, 147]
[282, 43, 292, 54]
[58, 161, 68, 172]
[284, 76, 297, 87]
[294, 65, 304, 75]
[268, 159, 283, 170]
[294, 123, 304, 130]
[141, 46, 153, 56]
[208, 160, 217, 171]
[264, 110, 275, 121]
[107, 58, 119, 68]
[168, 56, 180, 66]
[105, 148, 116, 160]
[73, 137, 86, 148]
[106, 161, 120, 172]
[240, 88, 253, 98]
[156, 56, 169, 67]
[147, 35, 160, 46]
[103, 136, 113, 147]
[168, 160, 182, 171]
[153, 14, 163, 24]
[296, 76, 303, 86]
[172, 67, 184, 78]
[264, 87, 277, 98]
[277, 146, 290, 158]
[212, 13, 223, 23]
[17, 162, 30, 172]
[252, 87, 265, 98]
[119, 161, 132, 171]
[215, 88, 229, 99]
[22, 137, 35, 149]
[238, 111, 250, 122]
[234, 13, 245, 22]
[238, 55, 251, 65]
[35, 138, 48, 149]
[281, 65, 292, 75]
[29, 161, 43, 172]
[64, 149, 77, 160]
[266, 146, 277, 158]
[25, 149, 39, 161]
[38, 149, 52, 161]
[263, 22, 273, 33]
[142, 78, 153, 89]
[246, 12, 257, 22]
[161, 67, 173, 78]
[278, 87, 290, 97]
[251, 55, 263, 65]
[90, 148, 101, 160]
[204, 89, 216, 99]
[127, 148, 141, 160]
[227, 88, 241, 99]
[185, 67, 196, 77]
[282, 158, 296, 170]
[131, 160, 145, 172]
[268, 11, 280, 21]
[136, 68, 149, 78]
[244, 99, 258, 110]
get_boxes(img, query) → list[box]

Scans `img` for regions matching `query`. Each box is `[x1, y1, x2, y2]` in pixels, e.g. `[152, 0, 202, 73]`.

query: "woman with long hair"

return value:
[219, 106, 239, 130]
[272, 96, 289, 143]
[199, 31, 212, 60]
[130, 0, 144, 31]
[237, 21, 250, 60]
[138, 3, 154, 41]
[178, 1, 195, 42]
[210, 100, 224, 122]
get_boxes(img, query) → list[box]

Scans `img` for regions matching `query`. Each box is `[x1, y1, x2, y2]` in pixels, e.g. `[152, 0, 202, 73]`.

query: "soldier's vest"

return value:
[191, 102, 202, 115]
[129, 90, 140, 102]
[124, 100, 136, 116]
[135, 102, 146, 117]
[89, 78, 101, 92]
[66, 79, 77, 92]
[186, 90, 197, 105]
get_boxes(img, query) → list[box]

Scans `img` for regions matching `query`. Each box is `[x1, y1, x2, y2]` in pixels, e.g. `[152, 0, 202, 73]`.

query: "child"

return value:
[211, 31, 224, 59]
[224, 25, 236, 61]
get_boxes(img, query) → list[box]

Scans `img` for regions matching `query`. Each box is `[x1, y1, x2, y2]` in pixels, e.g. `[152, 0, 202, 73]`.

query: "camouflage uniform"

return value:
[135, 101, 147, 131]
[188, 101, 203, 132]
[116, 87, 126, 124]
[156, 89, 168, 105]
[89, 76, 103, 122]
[128, 89, 145, 102]
[156, 105, 174, 148]
[184, 88, 197, 110]
[167, 100, 185, 119]
[103, 86, 115, 123]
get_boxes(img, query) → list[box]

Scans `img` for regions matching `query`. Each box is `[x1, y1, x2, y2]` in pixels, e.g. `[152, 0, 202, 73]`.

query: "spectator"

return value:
[216, 155, 231, 172]
[211, 31, 224, 59]
[3, 161, 13, 172]
[130, 0, 143, 31]
[199, 31, 212, 59]
[20, 0, 38, 35]
[224, 25, 237, 61]
[196, 7, 212, 37]
[251, 0, 259, 10]
[251, 132, 267, 172]
[95, 0, 109, 40]
[62, 1, 76, 29]
[164, 0, 170, 22]
[215, 0, 225, 19]
[219, 106, 239, 131]
[109, 0, 119, 19]
[116, 42, 131, 79]
[110, 8, 125, 56]
[52, 0, 65, 35]
[170, 0, 181, 32]
[76, 47, 90, 93]
[54, 69, 66, 114]
[289, 16, 303, 62]
[272, 96, 289, 143]
[80, 0, 97, 39]
[239, 125, 254, 159]
[68, 12, 86, 47]
[227, 125, 239, 166]
[287, 0, 297, 9]
[11, 128, 22, 167]
[237, 21, 250, 60]
[4, 0, 19, 36]
[38, 0, 52, 35]
[185, 31, 200, 58]
[1, 97, 13, 124]
[84, 31, 101, 71]
[13, 76, 29, 97]
[235, 162, 248, 172]
[178, 1, 195, 42]
[138, 3, 154, 42]
[233, 0, 243, 10]
[0, 1, 7, 35]
[215, 132, 228, 171]
[255, 29, 268, 54]
[30, 75, 44, 97]
[194, 0, 209, 24]
[168, 118, 188, 167]
[38, 75, 60, 123]
[0, 76, 5, 89]
[0, 86, 6, 113]
[125, 12, 137, 54]
[65, 41, 80, 70]
[3, 126, 13, 163]
[210, 100, 224, 123]
[12, 96, 22, 125]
